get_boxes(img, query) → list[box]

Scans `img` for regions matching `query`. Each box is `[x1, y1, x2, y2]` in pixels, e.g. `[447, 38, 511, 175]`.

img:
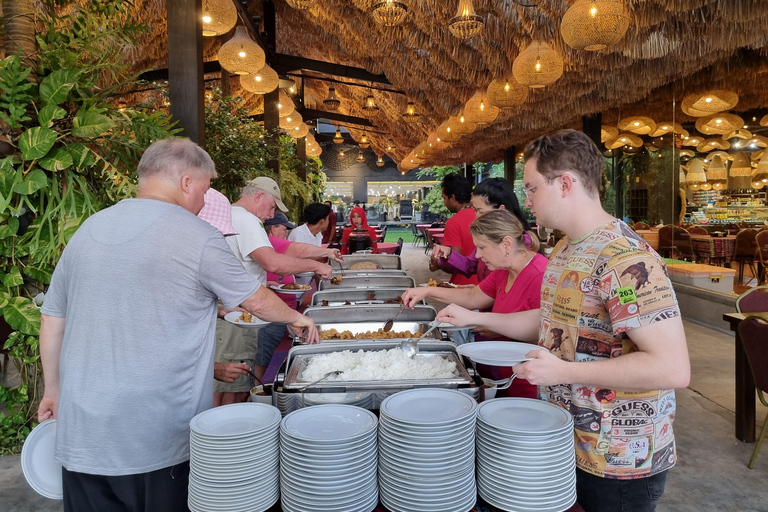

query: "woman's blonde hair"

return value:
[469, 209, 540, 252]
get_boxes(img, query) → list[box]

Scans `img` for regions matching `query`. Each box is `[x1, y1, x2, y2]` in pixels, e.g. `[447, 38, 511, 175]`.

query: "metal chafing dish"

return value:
[271, 340, 482, 415]
[331, 269, 408, 277]
[311, 288, 423, 307]
[332, 254, 402, 270]
[319, 275, 415, 290]
[299, 304, 437, 343]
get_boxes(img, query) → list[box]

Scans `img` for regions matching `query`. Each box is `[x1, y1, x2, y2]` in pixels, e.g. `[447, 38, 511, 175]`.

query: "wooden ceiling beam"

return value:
[273, 54, 391, 86]
[301, 108, 378, 129]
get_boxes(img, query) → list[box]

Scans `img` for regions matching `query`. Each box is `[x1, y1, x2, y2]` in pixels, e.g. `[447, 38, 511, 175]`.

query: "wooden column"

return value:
[504, 146, 517, 187]
[464, 163, 475, 186]
[167, 0, 205, 147]
[613, 153, 624, 219]
[582, 113, 602, 149]
[262, 0, 280, 174]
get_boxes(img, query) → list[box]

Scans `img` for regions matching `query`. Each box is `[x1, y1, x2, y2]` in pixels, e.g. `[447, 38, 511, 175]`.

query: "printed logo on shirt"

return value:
[619, 261, 655, 291]
[580, 277, 595, 293]
[617, 285, 638, 305]
[573, 404, 602, 433]
[651, 440, 676, 473]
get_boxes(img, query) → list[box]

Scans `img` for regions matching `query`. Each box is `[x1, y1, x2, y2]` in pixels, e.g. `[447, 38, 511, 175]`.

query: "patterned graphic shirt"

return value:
[538, 220, 680, 479]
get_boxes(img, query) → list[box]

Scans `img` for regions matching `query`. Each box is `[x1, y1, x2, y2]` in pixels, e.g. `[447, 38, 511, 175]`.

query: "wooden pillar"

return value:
[464, 163, 475, 186]
[262, 1, 280, 175]
[168, 0, 205, 147]
[295, 65, 307, 179]
[504, 146, 517, 187]
[613, 153, 623, 219]
[582, 113, 602, 149]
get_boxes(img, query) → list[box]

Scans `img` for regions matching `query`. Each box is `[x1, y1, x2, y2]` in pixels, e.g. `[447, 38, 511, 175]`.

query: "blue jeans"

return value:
[576, 468, 668, 512]
[255, 322, 287, 367]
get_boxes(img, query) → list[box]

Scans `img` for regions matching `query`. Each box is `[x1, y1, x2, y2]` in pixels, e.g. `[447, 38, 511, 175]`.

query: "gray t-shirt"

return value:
[41, 198, 261, 475]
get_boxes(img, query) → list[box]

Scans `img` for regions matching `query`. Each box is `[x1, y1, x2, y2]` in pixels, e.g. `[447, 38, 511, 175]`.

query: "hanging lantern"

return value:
[333, 127, 344, 144]
[448, 112, 477, 135]
[463, 91, 499, 125]
[486, 75, 528, 108]
[402, 101, 420, 122]
[323, 87, 341, 111]
[376, 155, 385, 167]
[649, 122, 684, 137]
[362, 92, 379, 111]
[338, 149, 346, 158]
[729, 152, 753, 177]
[436, 121, 460, 143]
[357, 151, 365, 163]
[695, 113, 744, 136]
[277, 89, 295, 118]
[291, 123, 309, 139]
[202, 0, 237, 36]
[682, 135, 703, 147]
[601, 125, 619, 142]
[753, 153, 768, 184]
[285, 0, 313, 9]
[240, 65, 279, 94]
[679, 149, 695, 158]
[427, 132, 449, 150]
[561, 0, 630, 51]
[707, 155, 728, 182]
[681, 90, 739, 117]
[359, 132, 370, 149]
[618, 116, 656, 135]
[279, 112, 302, 131]
[606, 133, 642, 150]
[512, 42, 563, 89]
[679, 165, 686, 184]
[371, 0, 409, 26]
[697, 138, 730, 152]
[117, 97, 127, 112]
[386, 140, 396, 152]
[686, 158, 707, 187]
[448, 0, 484, 40]
[218, 26, 266, 75]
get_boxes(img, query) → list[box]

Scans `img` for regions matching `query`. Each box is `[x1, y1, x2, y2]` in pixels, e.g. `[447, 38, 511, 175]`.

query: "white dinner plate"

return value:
[477, 398, 573, 434]
[223, 311, 270, 328]
[190, 402, 281, 437]
[270, 284, 311, 294]
[281, 405, 377, 442]
[380, 389, 477, 425]
[21, 419, 63, 500]
[457, 341, 547, 366]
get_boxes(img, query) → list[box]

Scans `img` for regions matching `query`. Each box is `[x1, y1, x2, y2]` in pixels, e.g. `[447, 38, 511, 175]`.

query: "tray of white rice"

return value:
[282, 341, 473, 391]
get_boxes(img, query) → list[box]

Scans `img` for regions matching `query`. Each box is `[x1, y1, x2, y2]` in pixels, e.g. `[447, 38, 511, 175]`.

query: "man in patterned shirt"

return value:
[437, 130, 690, 512]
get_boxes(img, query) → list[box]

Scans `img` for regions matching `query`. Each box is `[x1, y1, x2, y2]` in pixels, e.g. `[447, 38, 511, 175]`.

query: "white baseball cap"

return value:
[246, 176, 288, 213]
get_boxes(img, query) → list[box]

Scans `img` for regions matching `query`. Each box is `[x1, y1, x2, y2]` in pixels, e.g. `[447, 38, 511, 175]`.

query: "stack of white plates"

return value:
[188, 403, 281, 512]
[301, 391, 374, 409]
[280, 404, 379, 512]
[378, 389, 478, 512]
[476, 398, 577, 512]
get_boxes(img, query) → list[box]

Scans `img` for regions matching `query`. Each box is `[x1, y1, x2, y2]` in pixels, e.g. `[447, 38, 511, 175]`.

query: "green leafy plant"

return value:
[0, 0, 179, 454]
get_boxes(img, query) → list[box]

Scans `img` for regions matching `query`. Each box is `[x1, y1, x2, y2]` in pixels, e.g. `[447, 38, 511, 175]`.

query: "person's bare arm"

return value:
[436, 305, 541, 342]
[513, 318, 690, 392]
[401, 285, 493, 310]
[251, 246, 332, 279]
[38, 315, 66, 421]
[240, 286, 319, 343]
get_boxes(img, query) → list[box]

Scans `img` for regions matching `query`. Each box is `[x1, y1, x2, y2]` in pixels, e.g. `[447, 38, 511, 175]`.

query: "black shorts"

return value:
[62, 461, 190, 512]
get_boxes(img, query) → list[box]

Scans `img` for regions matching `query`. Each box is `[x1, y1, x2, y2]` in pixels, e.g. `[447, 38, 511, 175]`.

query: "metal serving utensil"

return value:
[382, 303, 407, 332]
[398, 324, 439, 359]
[298, 370, 343, 392]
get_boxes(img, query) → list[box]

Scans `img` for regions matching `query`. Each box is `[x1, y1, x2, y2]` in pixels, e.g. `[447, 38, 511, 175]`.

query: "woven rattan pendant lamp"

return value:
[359, 132, 370, 149]
[436, 121, 460, 143]
[449, 0, 484, 39]
[278, 89, 295, 117]
[362, 91, 379, 111]
[279, 112, 302, 131]
[240, 65, 279, 94]
[618, 116, 656, 135]
[601, 125, 619, 142]
[218, 26, 265, 75]
[376, 155, 385, 167]
[695, 113, 744, 136]
[729, 152, 753, 177]
[323, 87, 341, 111]
[487, 75, 529, 108]
[371, 0, 409, 26]
[685, 158, 707, 189]
[448, 113, 477, 135]
[463, 91, 499, 125]
[356, 151, 365, 163]
[291, 123, 309, 139]
[512, 42, 563, 89]
[286, 0, 313, 9]
[707, 154, 728, 180]
[753, 153, 768, 185]
[202, 0, 237, 36]
[561, 0, 630, 51]
[333, 126, 344, 144]
[681, 90, 739, 117]
[402, 101, 420, 122]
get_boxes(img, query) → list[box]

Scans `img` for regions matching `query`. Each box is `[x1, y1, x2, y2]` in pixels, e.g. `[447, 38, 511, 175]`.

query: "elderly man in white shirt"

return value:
[288, 202, 331, 246]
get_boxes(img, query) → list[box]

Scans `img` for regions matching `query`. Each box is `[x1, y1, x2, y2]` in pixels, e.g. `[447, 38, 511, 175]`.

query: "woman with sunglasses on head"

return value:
[402, 208, 548, 397]
[431, 178, 533, 283]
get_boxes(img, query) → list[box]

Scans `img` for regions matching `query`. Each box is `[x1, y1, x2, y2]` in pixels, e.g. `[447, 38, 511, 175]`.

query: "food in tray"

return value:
[428, 278, 456, 288]
[384, 297, 403, 304]
[366, 292, 376, 301]
[348, 262, 379, 270]
[281, 283, 311, 290]
[238, 311, 253, 323]
[301, 347, 457, 382]
[330, 276, 343, 285]
[321, 300, 330, 307]
[319, 328, 422, 340]
[344, 300, 352, 305]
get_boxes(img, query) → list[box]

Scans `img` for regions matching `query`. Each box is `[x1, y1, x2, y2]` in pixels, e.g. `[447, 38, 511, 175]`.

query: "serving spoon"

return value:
[382, 303, 407, 332]
[398, 324, 439, 359]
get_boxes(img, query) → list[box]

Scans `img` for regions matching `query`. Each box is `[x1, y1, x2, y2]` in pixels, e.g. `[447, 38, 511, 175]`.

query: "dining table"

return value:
[691, 235, 737, 266]
[376, 242, 399, 254]
[722, 312, 767, 442]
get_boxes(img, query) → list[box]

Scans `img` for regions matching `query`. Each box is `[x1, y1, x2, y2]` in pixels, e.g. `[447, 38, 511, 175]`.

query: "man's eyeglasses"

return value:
[522, 175, 576, 199]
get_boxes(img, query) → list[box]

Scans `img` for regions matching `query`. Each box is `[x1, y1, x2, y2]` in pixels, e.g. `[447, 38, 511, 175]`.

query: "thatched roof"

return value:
[123, 0, 768, 167]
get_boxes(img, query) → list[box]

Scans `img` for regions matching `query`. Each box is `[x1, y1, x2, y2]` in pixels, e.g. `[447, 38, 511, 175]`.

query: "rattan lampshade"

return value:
[362, 93, 379, 111]
[286, 0, 313, 9]
[290, 123, 309, 139]
[279, 112, 302, 130]
[448, 0, 484, 40]
[697, 138, 730, 152]
[679, 149, 695, 158]
[729, 151, 753, 177]
[463, 91, 499, 125]
[218, 26, 265, 75]
[402, 101, 420, 122]
[760, 115, 768, 127]
[427, 132, 449, 150]
[706, 155, 728, 181]
[240, 65, 279, 94]
[333, 127, 344, 144]
[376, 155, 385, 167]
[725, 128, 752, 141]
[601, 125, 619, 142]
[323, 87, 341, 111]
[436, 121, 460, 143]
[513, 42, 563, 89]
[359, 132, 370, 149]
[753, 153, 768, 183]
[695, 113, 744, 136]
[372, 0, 409, 26]
[649, 122, 684, 137]
[486, 75, 528, 108]
[706, 151, 732, 163]
[618, 116, 657, 135]
[386, 140, 396, 152]
[679, 165, 686, 184]
[202, 0, 237, 36]
[681, 90, 739, 117]
[606, 133, 642, 149]
[278, 90, 295, 117]
[747, 135, 768, 149]
[682, 135, 703, 147]
[356, 151, 365, 163]
[561, 0, 630, 51]
[448, 113, 477, 135]
[685, 158, 707, 185]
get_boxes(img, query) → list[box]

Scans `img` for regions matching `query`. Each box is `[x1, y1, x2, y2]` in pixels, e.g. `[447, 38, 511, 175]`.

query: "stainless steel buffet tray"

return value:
[311, 288, 423, 307]
[319, 275, 415, 290]
[303, 304, 436, 324]
[332, 254, 402, 270]
[331, 269, 407, 277]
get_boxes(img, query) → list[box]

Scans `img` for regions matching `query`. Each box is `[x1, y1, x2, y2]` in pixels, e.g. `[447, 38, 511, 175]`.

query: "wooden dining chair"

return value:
[633, 222, 651, 231]
[657, 225, 676, 258]
[738, 314, 768, 468]
[732, 229, 760, 284]
[672, 227, 695, 261]
[688, 226, 709, 235]
[736, 286, 768, 314]
[757, 230, 768, 285]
